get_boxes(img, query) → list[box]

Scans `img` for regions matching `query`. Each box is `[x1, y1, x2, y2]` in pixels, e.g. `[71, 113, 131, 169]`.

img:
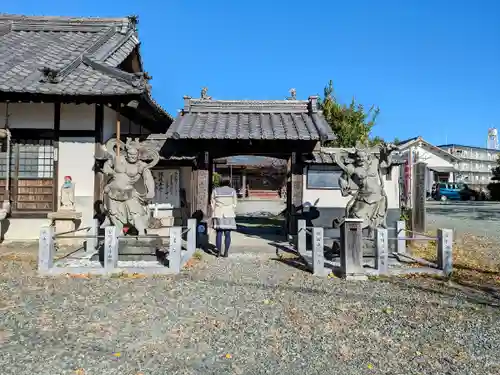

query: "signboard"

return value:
[151, 169, 180, 208]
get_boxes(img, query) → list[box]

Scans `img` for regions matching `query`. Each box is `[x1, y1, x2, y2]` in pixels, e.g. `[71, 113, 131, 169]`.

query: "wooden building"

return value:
[213, 156, 287, 199]
[0, 14, 172, 240]
[150, 93, 336, 234]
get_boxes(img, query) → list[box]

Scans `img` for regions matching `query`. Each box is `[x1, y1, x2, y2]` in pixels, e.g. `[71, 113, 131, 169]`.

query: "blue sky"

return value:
[5, 1, 500, 147]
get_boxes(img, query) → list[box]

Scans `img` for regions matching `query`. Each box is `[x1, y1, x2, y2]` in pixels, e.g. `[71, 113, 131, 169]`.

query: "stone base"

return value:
[47, 210, 82, 246]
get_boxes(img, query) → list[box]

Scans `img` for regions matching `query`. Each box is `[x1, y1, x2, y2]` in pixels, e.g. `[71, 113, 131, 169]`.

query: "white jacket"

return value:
[211, 186, 237, 219]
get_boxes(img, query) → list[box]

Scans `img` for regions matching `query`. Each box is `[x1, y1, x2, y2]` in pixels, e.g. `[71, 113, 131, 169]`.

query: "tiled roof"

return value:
[165, 94, 336, 141]
[214, 155, 287, 167]
[303, 151, 336, 164]
[0, 14, 150, 96]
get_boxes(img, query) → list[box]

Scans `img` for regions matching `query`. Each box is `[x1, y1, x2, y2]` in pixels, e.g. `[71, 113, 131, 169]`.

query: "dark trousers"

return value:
[215, 229, 231, 256]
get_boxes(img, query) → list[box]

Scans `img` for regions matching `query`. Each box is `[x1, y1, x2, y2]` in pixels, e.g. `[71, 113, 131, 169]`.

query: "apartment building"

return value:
[437, 144, 500, 188]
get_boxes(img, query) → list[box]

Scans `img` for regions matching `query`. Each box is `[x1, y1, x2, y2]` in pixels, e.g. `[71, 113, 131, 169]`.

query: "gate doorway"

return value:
[150, 89, 335, 250]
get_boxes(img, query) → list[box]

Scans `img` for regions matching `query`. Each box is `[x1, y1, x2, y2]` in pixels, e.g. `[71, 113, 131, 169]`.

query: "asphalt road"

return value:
[427, 201, 500, 237]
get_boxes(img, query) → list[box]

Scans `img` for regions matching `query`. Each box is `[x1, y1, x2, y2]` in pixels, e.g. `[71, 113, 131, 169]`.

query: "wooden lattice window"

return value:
[10, 138, 56, 214]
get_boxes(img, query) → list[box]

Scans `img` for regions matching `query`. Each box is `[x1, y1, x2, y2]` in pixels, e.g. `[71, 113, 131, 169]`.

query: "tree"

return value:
[319, 80, 380, 147]
[487, 156, 500, 200]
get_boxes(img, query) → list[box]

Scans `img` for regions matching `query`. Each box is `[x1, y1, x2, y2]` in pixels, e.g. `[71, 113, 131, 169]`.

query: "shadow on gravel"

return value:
[384, 278, 500, 308]
[176, 273, 329, 296]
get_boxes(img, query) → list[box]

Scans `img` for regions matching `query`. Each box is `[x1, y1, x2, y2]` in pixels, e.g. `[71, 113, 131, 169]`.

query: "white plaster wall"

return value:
[0, 103, 54, 129]
[400, 145, 454, 169]
[61, 104, 95, 131]
[0, 104, 97, 240]
[57, 137, 95, 227]
[3, 218, 51, 241]
[302, 166, 400, 209]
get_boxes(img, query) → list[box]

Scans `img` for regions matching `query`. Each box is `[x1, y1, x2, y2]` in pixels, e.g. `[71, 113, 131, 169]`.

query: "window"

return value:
[306, 165, 343, 189]
[5, 137, 56, 215]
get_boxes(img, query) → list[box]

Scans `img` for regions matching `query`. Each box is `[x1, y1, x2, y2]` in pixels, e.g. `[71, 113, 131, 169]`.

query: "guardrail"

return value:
[38, 218, 197, 276]
[297, 219, 453, 279]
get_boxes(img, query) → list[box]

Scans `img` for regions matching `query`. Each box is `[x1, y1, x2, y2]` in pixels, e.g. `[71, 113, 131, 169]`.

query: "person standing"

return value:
[211, 179, 238, 257]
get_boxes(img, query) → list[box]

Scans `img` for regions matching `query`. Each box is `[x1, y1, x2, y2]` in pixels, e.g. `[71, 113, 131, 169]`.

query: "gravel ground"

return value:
[0, 201, 499, 375]
[0, 247, 499, 375]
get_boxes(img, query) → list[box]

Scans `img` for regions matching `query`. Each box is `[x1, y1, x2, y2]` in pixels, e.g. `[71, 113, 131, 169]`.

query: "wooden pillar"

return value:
[288, 152, 303, 235]
[93, 104, 104, 206]
[191, 152, 210, 221]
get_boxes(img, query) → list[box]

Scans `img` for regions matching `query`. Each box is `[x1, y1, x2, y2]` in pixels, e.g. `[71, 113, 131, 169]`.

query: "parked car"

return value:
[435, 182, 478, 201]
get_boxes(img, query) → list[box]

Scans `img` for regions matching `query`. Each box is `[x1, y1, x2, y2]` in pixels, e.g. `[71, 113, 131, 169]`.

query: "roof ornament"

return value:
[287, 88, 297, 100]
[39, 67, 60, 83]
[200, 87, 212, 100]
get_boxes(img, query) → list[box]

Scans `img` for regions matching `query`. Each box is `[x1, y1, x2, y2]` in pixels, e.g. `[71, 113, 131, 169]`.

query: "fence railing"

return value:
[39, 218, 197, 276]
[297, 219, 453, 279]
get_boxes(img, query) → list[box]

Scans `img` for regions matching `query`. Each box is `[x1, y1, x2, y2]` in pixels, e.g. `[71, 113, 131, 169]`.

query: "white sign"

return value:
[152, 169, 180, 208]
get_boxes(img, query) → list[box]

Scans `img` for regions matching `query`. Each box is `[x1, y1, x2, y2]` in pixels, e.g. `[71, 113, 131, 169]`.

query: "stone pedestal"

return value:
[47, 210, 82, 245]
[340, 218, 367, 281]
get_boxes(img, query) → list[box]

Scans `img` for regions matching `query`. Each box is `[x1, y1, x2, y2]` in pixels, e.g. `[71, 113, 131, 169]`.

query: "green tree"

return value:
[487, 156, 500, 200]
[319, 80, 380, 147]
[212, 172, 222, 187]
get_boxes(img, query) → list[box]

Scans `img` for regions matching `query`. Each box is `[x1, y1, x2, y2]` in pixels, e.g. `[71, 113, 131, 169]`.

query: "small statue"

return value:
[333, 142, 402, 237]
[200, 87, 212, 100]
[95, 137, 159, 235]
[288, 88, 297, 100]
[60, 175, 75, 210]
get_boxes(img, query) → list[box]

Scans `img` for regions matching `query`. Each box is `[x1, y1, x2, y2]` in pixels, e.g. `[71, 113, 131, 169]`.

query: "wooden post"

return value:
[115, 104, 121, 159]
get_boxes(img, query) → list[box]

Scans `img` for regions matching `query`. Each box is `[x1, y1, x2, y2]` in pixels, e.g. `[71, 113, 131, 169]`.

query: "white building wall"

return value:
[302, 166, 400, 209]
[0, 103, 98, 240]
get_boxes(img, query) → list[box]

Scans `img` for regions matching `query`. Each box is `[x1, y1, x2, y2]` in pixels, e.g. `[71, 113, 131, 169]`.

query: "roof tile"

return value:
[166, 96, 335, 141]
[0, 14, 145, 96]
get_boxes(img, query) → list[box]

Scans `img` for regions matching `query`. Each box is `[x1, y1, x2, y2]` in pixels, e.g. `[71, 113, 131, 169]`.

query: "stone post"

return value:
[297, 219, 306, 257]
[86, 219, 98, 252]
[312, 226, 324, 276]
[38, 226, 54, 273]
[168, 226, 182, 273]
[437, 228, 453, 277]
[340, 218, 367, 280]
[186, 218, 196, 256]
[396, 220, 406, 255]
[412, 162, 427, 234]
[104, 226, 118, 271]
[375, 228, 389, 275]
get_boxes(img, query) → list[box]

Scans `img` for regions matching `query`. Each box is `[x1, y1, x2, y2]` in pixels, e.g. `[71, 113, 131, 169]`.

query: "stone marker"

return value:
[396, 220, 406, 254]
[340, 218, 367, 280]
[297, 219, 307, 257]
[168, 226, 182, 273]
[38, 226, 54, 273]
[437, 228, 453, 277]
[181, 219, 197, 266]
[104, 226, 118, 271]
[312, 227, 324, 276]
[375, 228, 388, 274]
[86, 218, 98, 252]
[412, 162, 427, 234]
